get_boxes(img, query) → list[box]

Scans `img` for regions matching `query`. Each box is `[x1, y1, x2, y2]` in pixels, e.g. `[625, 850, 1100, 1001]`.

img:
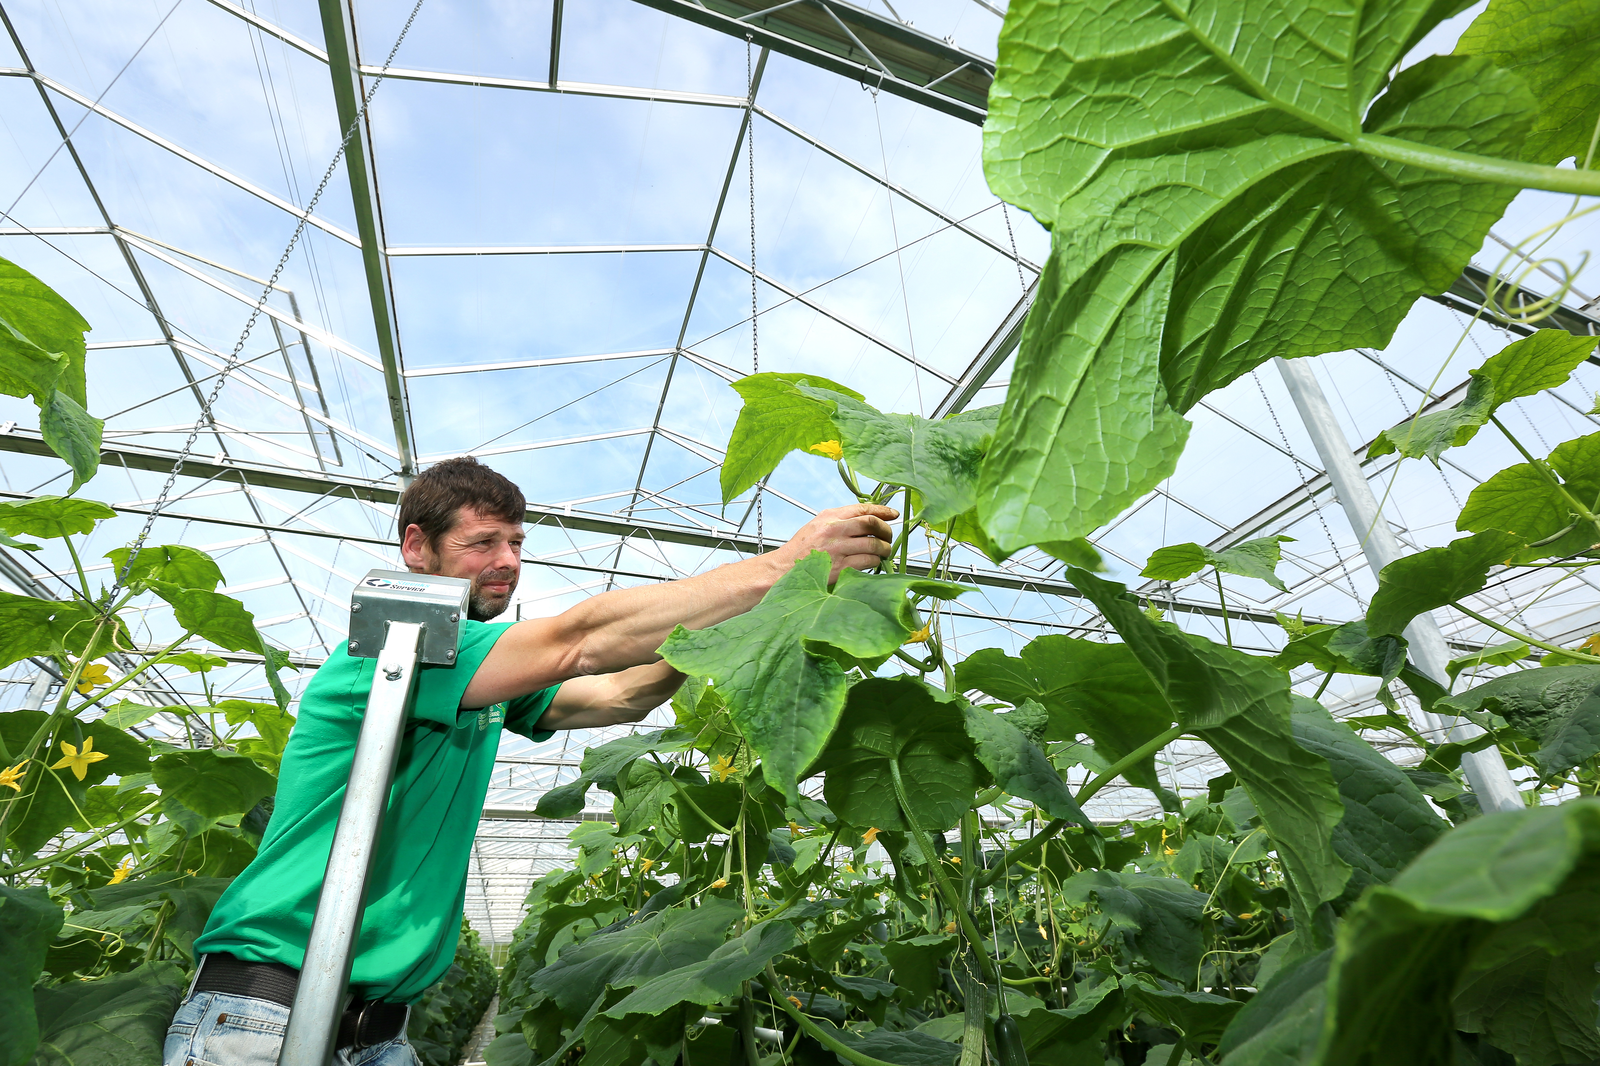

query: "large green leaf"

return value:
[0, 497, 113, 540]
[1, 712, 148, 857]
[976, 252, 1190, 550]
[1067, 568, 1290, 731]
[1318, 802, 1600, 1066]
[29, 961, 186, 1066]
[1456, 0, 1600, 166]
[797, 386, 1000, 525]
[602, 920, 797, 1020]
[38, 391, 103, 493]
[1122, 982, 1243, 1045]
[526, 898, 741, 1021]
[534, 729, 696, 819]
[962, 703, 1089, 825]
[0, 258, 89, 406]
[978, 0, 1536, 551]
[1457, 430, 1600, 563]
[810, 676, 981, 833]
[1365, 532, 1525, 638]
[881, 932, 957, 999]
[0, 886, 63, 1066]
[719, 372, 863, 503]
[955, 636, 1173, 792]
[1142, 536, 1294, 591]
[1273, 620, 1406, 686]
[104, 544, 223, 593]
[149, 582, 290, 709]
[1435, 665, 1600, 780]
[658, 553, 968, 803]
[1290, 699, 1446, 905]
[150, 749, 275, 819]
[1367, 331, 1598, 462]
[0, 591, 95, 670]
[1059, 870, 1206, 983]
[84, 872, 231, 962]
[1216, 949, 1331, 1066]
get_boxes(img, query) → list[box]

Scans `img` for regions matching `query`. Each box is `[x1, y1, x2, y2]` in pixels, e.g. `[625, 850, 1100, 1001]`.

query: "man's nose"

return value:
[494, 541, 521, 573]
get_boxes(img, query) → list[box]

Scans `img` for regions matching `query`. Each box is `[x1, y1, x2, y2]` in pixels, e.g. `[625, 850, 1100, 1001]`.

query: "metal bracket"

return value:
[347, 569, 469, 665]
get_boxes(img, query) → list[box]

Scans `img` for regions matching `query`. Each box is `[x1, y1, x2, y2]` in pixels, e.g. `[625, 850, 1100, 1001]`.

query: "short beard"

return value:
[466, 587, 511, 622]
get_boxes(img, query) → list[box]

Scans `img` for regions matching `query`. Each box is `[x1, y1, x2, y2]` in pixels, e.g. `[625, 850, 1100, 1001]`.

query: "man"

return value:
[164, 456, 895, 1066]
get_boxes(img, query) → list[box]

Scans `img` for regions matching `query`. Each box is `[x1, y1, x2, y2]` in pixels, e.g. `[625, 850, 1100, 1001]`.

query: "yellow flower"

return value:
[1038, 925, 1049, 939]
[711, 754, 736, 783]
[50, 738, 109, 781]
[787, 996, 804, 1010]
[861, 827, 880, 846]
[0, 760, 28, 791]
[842, 863, 854, 873]
[788, 821, 805, 838]
[638, 857, 655, 872]
[74, 662, 111, 695]
[904, 623, 931, 645]
[1163, 846, 1176, 856]
[711, 877, 729, 889]
[1238, 912, 1255, 920]
[108, 857, 134, 885]
[808, 440, 843, 461]
[949, 855, 960, 865]
[944, 921, 957, 933]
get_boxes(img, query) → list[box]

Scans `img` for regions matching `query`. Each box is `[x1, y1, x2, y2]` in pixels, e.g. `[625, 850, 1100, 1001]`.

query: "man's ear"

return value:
[399, 523, 430, 571]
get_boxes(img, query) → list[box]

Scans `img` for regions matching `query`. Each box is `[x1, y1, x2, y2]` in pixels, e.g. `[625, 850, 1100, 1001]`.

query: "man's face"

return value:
[402, 507, 525, 621]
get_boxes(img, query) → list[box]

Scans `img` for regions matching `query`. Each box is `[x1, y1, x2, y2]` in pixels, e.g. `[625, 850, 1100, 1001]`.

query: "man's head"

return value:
[397, 456, 526, 621]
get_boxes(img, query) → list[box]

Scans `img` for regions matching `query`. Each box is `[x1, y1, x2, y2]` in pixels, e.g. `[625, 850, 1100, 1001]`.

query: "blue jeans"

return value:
[164, 991, 420, 1066]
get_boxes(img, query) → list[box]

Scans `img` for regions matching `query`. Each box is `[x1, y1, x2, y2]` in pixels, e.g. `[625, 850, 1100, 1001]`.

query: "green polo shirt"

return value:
[195, 620, 557, 1002]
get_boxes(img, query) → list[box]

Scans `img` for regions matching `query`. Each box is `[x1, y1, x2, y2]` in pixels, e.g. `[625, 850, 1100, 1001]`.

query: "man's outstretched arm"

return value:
[537, 661, 683, 730]
[460, 504, 896, 709]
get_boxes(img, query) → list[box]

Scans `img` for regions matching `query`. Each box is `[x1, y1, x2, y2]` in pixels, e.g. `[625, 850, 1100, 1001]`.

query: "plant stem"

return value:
[1075, 724, 1186, 806]
[71, 630, 197, 718]
[889, 759, 997, 983]
[1355, 134, 1600, 197]
[0, 797, 161, 876]
[974, 818, 1067, 890]
[754, 825, 842, 926]
[63, 535, 91, 600]
[1214, 569, 1232, 647]
[1313, 670, 1335, 700]
[1450, 602, 1600, 663]
[761, 967, 906, 1066]
[1489, 414, 1600, 536]
[738, 986, 760, 1066]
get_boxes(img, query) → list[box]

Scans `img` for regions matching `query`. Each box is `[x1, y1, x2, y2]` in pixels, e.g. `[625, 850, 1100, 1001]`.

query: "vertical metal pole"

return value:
[1274, 357, 1523, 813]
[278, 621, 424, 1066]
[20, 669, 53, 711]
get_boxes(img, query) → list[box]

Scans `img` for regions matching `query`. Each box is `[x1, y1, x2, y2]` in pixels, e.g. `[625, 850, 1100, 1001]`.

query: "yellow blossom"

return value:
[904, 623, 931, 645]
[842, 863, 854, 873]
[711, 754, 736, 783]
[0, 760, 28, 791]
[788, 821, 805, 838]
[944, 921, 957, 934]
[1038, 925, 1049, 939]
[861, 827, 880, 846]
[74, 662, 111, 695]
[108, 858, 134, 885]
[637, 857, 655, 872]
[50, 738, 109, 781]
[1163, 846, 1176, 856]
[808, 440, 843, 461]
[1238, 912, 1255, 920]
[711, 877, 729, 889]
[1581, 633, 1600, 654]
[949, 855, 960, 865]
[787, 996, 804, 1010]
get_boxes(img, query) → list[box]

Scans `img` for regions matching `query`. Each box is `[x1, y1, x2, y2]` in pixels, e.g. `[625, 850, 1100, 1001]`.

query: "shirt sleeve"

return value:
[406, 620, 515, 728]
[505, 684, 559, 743]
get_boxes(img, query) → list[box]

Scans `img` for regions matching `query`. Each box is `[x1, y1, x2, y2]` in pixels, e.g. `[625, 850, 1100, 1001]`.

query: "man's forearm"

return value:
[538, 661, 686, 730]
[564, 554, 785, 675]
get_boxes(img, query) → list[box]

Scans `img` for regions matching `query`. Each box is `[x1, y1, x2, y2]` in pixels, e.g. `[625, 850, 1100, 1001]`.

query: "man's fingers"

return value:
[826, 503, 899, 522]
[831, 515, 894, 542]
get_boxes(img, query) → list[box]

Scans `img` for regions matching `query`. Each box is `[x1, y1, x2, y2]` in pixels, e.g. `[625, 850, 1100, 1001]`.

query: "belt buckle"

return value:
[353, 1000, 377, 1049]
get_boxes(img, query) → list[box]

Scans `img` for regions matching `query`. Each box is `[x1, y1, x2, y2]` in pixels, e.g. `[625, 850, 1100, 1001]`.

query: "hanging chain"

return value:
[1001, 203, 1027, 294]
[746, 35, 763, 550]
[104, 0, 427, 610]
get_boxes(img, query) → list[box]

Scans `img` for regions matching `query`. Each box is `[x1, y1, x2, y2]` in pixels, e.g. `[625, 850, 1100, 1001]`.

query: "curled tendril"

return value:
[1483, 200, 1599, 326]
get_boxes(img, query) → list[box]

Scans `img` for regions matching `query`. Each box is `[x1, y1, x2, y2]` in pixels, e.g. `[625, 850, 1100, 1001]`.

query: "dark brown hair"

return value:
[396, 455, 525, 547]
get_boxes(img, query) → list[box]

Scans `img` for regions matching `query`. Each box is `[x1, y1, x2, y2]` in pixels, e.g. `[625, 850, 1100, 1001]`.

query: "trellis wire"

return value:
[104, 0, 428, 611]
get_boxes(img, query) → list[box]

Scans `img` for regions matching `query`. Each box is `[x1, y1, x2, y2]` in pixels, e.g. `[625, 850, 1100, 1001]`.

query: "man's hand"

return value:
[460, 504, 901, 709]
[767, 503, 898, 582]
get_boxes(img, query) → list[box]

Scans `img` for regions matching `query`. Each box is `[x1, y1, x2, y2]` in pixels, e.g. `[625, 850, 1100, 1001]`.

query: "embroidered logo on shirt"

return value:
[478, 704, 505, 732]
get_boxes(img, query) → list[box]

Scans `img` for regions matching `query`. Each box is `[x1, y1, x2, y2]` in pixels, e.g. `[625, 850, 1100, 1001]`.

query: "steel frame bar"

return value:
[316, 0, 417, 482]
[932, 279, 1033, 417]
[626, 0, 992, 123]
[404, 348, 675, 378]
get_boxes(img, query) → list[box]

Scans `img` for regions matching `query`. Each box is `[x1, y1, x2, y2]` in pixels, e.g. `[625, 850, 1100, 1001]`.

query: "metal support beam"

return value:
[1274, 356, 1523, 813]
[932, 278, 1034, 417]
[627, 0, 991, 123]
[317, 0, 418, 482]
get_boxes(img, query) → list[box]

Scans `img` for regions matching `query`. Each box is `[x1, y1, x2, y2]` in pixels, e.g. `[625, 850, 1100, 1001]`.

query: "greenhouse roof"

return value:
[1, 0, 1597, 940]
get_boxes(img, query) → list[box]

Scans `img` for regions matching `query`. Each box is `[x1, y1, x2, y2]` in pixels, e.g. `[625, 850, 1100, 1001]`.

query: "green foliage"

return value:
[1455, 0, 1600, 166]
[150, 749, 276, 819]
[29, 961, 186, 1066]
[1436, 666, 1600, 780]
[720, 372, 862, 503]
[103, 545, 223, 594]
[976, 0, 1541, 551]
[1458, 429, 1600, 562]
[1367, 330, 1598, 462]
[660, 553, 967, 803]
[0, 258, 100, 490]
[409, 920, 498, 1066]
[1142, 536, 1294, 592]
[0, 887, 64, 1066]
[1366, 531, 1526, 637]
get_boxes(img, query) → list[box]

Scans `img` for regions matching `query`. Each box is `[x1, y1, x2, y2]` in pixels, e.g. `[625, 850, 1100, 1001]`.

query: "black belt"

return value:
[192, 953, 410, 1050]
